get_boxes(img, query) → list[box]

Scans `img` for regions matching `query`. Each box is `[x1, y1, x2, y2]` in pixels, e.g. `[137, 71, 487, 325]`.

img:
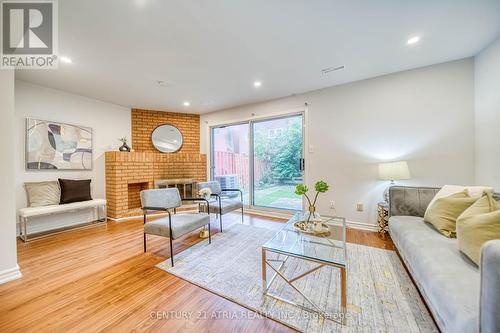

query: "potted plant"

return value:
[295, 180, 329, 223]
[118, 137, 131, 152]
[198, 187, 212, 200]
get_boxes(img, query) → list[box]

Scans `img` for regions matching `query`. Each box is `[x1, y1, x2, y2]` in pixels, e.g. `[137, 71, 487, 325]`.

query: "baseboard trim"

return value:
[244, 208, 294, 220]
[0, 264, 22, 285]
[345, 220, 379, 232]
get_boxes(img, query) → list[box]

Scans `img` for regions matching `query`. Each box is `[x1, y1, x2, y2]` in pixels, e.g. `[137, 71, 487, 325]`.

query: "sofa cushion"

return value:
[24, 181, 60, 207]
[389, 215, 479, 333]
[426, 185, 493, 211]
[389, 186, 440, 217]
[457, 193, 500, 265]
[424, 191, 477, 237]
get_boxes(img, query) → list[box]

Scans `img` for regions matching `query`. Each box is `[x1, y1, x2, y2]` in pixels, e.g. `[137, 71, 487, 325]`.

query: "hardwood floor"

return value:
[0, 212, 394, 333]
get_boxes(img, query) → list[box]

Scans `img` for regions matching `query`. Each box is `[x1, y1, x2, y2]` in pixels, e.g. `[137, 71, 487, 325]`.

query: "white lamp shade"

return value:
[378, 161, 411, 181]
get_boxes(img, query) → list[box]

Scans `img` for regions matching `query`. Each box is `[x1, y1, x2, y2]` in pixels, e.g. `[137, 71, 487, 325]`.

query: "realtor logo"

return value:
[1, 0, 58, 69]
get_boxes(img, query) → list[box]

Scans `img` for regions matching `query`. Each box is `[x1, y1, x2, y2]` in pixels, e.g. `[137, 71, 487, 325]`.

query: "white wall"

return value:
[201, 59, 475, 227]
[0, 70, 21, 283]
[15, 81, 131, 233]
[475, 37, 500, 189]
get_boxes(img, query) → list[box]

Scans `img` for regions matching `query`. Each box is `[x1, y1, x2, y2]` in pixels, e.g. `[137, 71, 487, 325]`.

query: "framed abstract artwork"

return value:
[26, 118, 93, 170]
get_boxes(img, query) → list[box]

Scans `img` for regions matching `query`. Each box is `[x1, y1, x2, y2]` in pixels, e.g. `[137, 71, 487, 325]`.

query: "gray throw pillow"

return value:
[24, 181, 61, 207]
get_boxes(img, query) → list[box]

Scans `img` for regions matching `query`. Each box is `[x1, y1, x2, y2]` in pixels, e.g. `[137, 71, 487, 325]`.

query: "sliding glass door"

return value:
[211, 113, 304, 211]
[252, 115, 303, 210]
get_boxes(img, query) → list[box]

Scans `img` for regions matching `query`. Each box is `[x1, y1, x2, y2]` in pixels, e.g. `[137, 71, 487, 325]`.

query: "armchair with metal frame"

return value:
[141, 188, 211, 267]
[198, 181, 244, 232]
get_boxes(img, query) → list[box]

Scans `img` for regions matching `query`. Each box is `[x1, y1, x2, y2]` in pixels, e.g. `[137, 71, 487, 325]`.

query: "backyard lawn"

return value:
[240, 185, 302, 210]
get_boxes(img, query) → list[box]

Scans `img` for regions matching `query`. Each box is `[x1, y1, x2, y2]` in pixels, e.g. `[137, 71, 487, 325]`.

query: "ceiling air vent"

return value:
[321, 65, 345, 74]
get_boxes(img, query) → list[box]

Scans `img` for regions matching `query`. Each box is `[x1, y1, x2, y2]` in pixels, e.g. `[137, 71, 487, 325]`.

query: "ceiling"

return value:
[16, 0, 500, 114]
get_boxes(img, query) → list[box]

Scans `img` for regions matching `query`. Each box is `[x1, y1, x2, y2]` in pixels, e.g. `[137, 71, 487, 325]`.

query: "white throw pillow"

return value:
[426, 185, 494, 214]
[25, 181, 61, 207]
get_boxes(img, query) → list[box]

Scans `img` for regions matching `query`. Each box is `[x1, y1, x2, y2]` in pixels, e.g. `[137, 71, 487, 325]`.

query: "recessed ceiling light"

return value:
[59, 56, 72, 63]
[183, 101, 190, 107]
[407, 36, 420, 45]
[253, 81, 262, 87]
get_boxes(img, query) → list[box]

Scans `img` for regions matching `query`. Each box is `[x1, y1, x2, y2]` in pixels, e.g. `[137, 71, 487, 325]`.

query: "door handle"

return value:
[299, 158, 305, 171]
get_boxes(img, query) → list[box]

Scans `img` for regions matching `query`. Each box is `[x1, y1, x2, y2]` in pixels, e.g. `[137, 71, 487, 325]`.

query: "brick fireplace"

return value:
[105, 151, 206, 219]
[105, 109, 207, 219]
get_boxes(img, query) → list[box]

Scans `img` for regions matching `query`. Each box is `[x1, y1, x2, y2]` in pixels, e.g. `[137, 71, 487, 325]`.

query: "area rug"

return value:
[157, 224, 438, 333]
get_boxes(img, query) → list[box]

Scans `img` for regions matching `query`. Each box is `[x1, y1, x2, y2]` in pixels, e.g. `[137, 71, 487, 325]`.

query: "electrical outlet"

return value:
[356, 203, 364, 212]
[329, 200, 336, 209]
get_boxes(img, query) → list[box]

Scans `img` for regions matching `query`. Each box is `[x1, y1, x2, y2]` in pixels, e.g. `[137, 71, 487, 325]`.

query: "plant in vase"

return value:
[198, 188, 212, 201]
[295, 181, 330, 225]
[118, 137, 131, 152]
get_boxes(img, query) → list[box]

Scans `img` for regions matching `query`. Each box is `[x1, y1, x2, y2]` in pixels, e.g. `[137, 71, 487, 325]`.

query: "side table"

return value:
[377, 202, 389, 236]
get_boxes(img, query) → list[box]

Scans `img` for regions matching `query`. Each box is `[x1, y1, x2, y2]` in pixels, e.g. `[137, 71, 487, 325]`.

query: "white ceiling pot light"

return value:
[407, 36, 421, 45]
[253, 81, 262, 87]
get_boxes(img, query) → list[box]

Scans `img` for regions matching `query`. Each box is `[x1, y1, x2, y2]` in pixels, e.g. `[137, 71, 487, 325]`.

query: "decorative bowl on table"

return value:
[293, 221, 331, 237]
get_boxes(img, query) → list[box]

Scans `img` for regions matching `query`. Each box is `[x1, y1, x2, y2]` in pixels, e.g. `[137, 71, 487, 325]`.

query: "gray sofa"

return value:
[388, 186, 500, 333]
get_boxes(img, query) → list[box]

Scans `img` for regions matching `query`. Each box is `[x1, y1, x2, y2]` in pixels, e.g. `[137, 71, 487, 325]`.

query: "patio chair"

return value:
[141, 188, 211, 267]
[198, 181, 243, 232]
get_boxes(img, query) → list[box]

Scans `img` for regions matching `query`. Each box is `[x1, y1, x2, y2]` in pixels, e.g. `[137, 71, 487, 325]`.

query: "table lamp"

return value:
[378, 161, 411, 202]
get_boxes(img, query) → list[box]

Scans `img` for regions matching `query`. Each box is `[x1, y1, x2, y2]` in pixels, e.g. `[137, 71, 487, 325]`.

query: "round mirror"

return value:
[151, 124, 183, 153]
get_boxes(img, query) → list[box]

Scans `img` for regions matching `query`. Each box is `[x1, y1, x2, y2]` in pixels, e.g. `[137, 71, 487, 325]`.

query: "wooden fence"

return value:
[213, 151, 266, 189]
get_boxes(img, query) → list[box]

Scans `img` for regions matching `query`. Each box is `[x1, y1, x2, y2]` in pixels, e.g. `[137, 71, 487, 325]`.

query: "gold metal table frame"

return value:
[261, 215, 347, 326]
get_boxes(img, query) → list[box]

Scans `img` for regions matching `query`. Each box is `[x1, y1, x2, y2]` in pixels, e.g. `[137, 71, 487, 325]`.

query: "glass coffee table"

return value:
[261, 212, 347, 324]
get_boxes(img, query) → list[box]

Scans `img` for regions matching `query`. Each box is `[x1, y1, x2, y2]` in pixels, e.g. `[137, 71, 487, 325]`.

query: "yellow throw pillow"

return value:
[457, 193, 500, 265]
[424, 191, 477, 238]
[426, 185, 493, 211]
